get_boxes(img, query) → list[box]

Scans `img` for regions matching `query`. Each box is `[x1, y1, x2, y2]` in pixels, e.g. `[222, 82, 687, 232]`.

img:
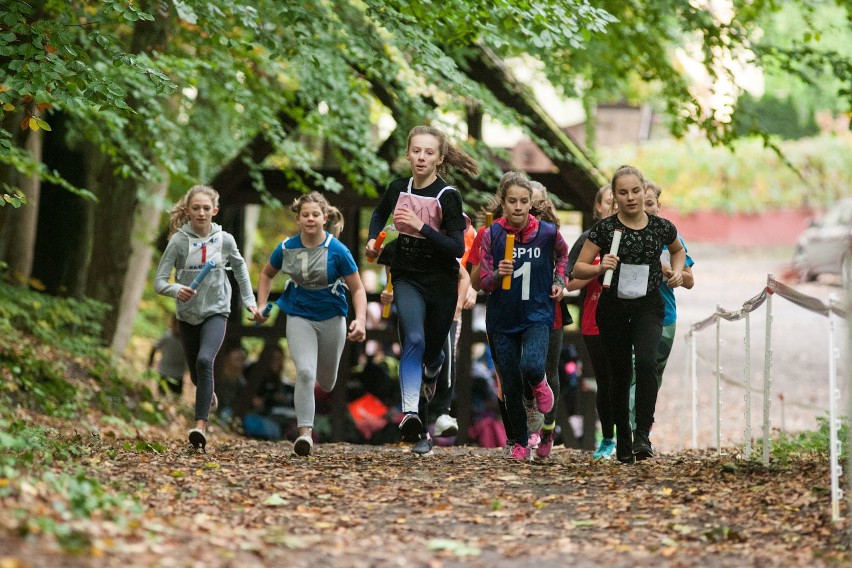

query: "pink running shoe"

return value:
[536, 428, 554, 459]
[528, 432, 541, 449]
[531, 379, 554, 414]
[508, 443, 531, 461]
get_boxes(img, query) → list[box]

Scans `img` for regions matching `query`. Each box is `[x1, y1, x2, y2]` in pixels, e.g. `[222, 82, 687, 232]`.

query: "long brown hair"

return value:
[168, 185, 219, 237]
[529, 180, 559, 227]
[406, 125, 479, 178]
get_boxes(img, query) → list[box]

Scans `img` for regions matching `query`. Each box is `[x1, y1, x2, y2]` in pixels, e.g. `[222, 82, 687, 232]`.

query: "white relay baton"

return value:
[602, 229, 622, 289]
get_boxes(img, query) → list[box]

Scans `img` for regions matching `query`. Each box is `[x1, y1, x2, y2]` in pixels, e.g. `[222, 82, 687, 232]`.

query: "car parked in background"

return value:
[793, 198, 852, 285]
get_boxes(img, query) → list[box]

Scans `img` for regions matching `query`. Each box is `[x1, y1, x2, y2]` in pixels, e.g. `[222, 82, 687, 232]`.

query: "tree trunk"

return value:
[110, 175, 169, 355]
[84, 0, 171, 344]
[0, 110, 42, 283]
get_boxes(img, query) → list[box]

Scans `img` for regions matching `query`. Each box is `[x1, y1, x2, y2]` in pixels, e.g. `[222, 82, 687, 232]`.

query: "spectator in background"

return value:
[213, 342, 248, 426]
[148, 314, 187, 396]
[239, 343, 296, 441]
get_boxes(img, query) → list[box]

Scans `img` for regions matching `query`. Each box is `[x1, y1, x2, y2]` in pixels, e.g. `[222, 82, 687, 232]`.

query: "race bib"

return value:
[617, 263, 649, 299]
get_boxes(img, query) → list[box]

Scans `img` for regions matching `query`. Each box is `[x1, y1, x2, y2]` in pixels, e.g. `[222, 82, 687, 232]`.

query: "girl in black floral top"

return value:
[572, 165, 685, 463]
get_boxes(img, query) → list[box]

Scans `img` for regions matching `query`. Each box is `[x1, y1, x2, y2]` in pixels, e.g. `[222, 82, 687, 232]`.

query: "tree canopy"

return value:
[1, 0, 851, 347]
[2, 0, 848, 202]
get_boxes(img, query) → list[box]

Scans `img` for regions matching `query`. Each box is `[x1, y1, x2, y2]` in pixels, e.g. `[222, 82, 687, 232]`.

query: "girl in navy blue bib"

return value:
[479, 172, 569, 461]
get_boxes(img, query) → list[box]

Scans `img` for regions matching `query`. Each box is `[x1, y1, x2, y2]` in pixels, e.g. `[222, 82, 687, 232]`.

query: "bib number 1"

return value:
[513, 261, 531, 300]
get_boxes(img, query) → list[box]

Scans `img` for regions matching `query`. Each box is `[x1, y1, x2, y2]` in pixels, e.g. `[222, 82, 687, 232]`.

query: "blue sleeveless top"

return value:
[485, 221, 557, 334]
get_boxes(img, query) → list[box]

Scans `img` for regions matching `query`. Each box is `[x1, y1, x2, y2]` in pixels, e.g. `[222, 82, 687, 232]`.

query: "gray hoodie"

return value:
[154, 223, 257, 325]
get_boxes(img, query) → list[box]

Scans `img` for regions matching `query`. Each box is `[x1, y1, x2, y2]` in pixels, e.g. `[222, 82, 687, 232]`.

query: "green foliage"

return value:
[600, 134, 852, 213]
[768, 415, 847, 466]
[0, 419, 90, 469]
[733, 93, 819, 139]
[0, 278, 164, 423]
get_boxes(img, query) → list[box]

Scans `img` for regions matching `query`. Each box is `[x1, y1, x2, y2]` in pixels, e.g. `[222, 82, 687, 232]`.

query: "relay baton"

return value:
[485, 212, 493, 227]
[255, 302, 274, 327]
[382, 279, 393, 319]
[189, 260, 216, 290]
[501, 234, 514, 290]
[602, 229, 622, 289]
[367, 231, 387, 263]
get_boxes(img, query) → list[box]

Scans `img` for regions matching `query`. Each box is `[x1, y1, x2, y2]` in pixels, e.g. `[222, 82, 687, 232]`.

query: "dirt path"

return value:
[1, 436, 846, 567]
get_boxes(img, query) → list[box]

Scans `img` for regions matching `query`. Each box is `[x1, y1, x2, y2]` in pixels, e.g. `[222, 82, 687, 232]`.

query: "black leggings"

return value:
[583, 333, 614, 439]
[596, 293, 663, 435]
[178, 315, 227, 421]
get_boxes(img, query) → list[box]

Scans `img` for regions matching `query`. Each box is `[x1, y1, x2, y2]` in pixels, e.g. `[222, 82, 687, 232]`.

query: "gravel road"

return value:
[653, 243, 849, 452]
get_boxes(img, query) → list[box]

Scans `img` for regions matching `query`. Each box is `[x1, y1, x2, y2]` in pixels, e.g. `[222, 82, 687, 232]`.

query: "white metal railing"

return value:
[685, 274, 848, 521]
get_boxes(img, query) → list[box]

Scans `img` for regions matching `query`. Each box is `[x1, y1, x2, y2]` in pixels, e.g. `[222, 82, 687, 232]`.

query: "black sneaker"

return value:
[399, 412, 423, 443]
[412, 435, 434, 456]
[616, 431, 634, 464]
[633, 430, 653, 461]
[188, 428, 207, 451]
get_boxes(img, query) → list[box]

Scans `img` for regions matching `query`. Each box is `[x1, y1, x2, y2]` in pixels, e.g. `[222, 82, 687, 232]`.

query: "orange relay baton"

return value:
[484, 212, 493, 228]
[367, 231, 387, 263]
[382, 279, 393, 319]
[501, 233, 514, 290]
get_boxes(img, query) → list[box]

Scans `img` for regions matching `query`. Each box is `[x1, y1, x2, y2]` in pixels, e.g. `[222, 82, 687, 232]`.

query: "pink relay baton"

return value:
[189, 260, 216, 290]
[602, 229, 622, 289]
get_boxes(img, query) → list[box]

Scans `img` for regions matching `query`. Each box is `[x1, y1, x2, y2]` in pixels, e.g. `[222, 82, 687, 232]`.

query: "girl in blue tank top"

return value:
[479, 172, 569, 461]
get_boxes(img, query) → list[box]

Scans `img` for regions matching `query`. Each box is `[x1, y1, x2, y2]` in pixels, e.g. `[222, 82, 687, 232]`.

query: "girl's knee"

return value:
[196, 355, 215, 372]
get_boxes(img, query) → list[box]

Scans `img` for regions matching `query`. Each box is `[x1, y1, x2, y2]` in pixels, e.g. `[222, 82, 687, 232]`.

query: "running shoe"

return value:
[524, 396, 544, 434]
[294, 434, 313, 456]
[593, 437, 616, 460]
[530, 379, 554, 414]
[434, 414, 459, 437]
[210, 392, 218, 413]
[508, 443, 531, 461]
[633, 430, 653, 461]
[412, 434, 434, 456]
[399, 412, 422, 443]
[536, 426, 555, 459]
[528, 431, 541, 449]
[616, 431, 635, 464]
[188, 428, 206, 451]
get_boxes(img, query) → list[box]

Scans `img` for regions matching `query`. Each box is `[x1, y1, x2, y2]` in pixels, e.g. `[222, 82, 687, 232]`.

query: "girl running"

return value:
[154, 185, 259, 451]
[365, 125, 478, 453]
[479, 171, 569, 461]
[255, 192, 367, 456]
[572, 166, 685, 463]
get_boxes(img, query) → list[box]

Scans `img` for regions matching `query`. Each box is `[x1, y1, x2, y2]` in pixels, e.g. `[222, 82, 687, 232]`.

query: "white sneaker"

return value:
[524, 397, 544, 434]
[294, 434, 313, 456]
[434, 414, 459, 437]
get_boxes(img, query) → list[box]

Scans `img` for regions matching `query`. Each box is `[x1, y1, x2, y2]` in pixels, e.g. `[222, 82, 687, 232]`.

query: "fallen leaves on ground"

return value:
[0, 429, 848, 568]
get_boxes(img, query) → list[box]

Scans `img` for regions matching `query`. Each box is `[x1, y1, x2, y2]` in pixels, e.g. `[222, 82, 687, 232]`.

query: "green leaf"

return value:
[263, 493, 288, 506]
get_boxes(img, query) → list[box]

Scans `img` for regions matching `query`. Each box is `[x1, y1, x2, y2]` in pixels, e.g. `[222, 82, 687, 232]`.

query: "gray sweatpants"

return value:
[286, 315, 347, 429]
